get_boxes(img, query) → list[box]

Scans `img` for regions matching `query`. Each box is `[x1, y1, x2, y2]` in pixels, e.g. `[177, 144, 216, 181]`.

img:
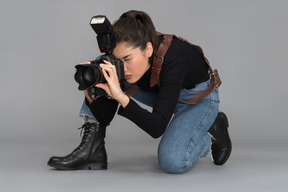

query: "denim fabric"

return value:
[79, 99, 95, 120]
[79, 79, 219, 174]
[158, 80, 219, 173]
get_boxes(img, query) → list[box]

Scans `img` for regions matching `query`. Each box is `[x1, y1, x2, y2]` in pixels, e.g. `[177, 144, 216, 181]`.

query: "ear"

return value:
[145, 42, 153, 57]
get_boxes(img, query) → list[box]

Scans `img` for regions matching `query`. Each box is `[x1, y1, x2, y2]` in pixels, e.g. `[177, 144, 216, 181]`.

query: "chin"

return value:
[126, 77, 139, 84]
[127, 79, 136, 84]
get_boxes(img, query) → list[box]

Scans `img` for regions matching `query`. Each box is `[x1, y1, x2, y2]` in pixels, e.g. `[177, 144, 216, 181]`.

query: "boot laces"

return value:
[71, 123, 92, 154]
[78, 122, 90, 137]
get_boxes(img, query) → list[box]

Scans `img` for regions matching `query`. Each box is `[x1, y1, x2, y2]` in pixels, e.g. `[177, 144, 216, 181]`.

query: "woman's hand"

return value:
[84, 88, 95, 104]
[79, 61, 90, 65]
[96, 60, 130, 107]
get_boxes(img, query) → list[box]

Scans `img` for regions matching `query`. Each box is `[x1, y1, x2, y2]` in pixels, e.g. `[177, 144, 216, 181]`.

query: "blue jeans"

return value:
[79, 80, 219, 174]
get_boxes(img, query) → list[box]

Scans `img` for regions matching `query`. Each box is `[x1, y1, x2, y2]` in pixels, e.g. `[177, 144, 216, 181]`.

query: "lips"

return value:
[125, 75, 132, 80]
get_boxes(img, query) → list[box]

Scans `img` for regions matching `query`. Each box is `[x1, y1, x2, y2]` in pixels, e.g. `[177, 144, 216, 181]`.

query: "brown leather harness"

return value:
[125, 32, 222, 104]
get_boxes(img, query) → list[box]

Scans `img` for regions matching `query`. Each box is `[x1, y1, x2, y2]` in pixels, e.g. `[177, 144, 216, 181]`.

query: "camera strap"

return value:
[150, 33, 174, 87]
[125, 32, 222, 104]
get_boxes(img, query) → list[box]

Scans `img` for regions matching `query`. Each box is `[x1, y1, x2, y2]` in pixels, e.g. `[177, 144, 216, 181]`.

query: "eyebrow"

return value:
[121, 54, 132, 60]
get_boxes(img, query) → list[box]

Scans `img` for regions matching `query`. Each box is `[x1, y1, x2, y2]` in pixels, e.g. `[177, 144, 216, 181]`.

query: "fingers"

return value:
[100, 60, 114, 71]
[79, 61, 91, 65]
[95, 83, 106, 90]
[84, 89, 95, 104]
[99, 60, 118, 81]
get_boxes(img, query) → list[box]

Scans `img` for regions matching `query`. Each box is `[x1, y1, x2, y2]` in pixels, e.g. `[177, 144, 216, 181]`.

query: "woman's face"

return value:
[112, 42, 153, 84]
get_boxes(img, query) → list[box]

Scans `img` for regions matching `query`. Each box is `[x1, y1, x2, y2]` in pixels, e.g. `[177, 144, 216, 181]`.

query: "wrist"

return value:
[117, 93, 130, 108]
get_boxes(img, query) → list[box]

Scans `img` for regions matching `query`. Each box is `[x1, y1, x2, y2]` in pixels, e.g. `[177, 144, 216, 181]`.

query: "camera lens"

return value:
[82, 68, 96, 85]
[75, 64, 103, 90]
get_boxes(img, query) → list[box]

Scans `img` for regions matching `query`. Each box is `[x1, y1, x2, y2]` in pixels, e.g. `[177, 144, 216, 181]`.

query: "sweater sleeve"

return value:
[118, 49, 187, 138]
[118, 99, 165, 138]
[117, 37, 208, 138]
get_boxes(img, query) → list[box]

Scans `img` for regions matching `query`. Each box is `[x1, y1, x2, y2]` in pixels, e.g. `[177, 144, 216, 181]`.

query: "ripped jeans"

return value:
[79, 79, 219, 174]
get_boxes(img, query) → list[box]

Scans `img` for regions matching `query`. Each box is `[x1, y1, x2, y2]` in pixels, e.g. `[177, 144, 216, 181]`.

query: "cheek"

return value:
[136, 57, 147, 68]
[128, 59, 140, 72]
[127, 56, 148, 76]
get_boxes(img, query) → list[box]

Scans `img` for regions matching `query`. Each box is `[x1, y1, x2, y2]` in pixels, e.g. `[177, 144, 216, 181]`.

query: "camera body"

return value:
[74, 15, 125, 95]
[75, 55, 125, 91]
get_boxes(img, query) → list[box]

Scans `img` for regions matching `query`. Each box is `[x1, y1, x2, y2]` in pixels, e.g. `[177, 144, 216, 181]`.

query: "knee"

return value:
[158, 150, 187, 174]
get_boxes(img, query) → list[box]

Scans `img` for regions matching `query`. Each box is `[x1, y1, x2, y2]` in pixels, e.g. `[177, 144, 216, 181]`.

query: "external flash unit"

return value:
[90, 15, 114, 53]
[74, 15, 125, 95]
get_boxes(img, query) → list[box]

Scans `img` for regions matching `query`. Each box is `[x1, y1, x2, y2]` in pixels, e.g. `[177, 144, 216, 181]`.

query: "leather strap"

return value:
[178, 69, 221, 104]
[125, 32, 222, 104]
[125, 83, 139, 97]
[175, 36, 221, 104]
[150, 33, 174, 87]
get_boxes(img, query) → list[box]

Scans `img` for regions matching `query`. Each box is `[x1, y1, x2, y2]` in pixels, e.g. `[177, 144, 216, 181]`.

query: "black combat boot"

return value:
[47, 122, 107, 170]
[208, 112, 232, 165]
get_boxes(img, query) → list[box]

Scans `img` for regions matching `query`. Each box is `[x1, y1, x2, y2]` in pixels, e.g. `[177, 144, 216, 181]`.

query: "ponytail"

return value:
[113, 10, 159, 55]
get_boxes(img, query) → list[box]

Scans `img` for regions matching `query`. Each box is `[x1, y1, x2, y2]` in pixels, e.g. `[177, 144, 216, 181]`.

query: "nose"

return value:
[123, 63, 128, 73]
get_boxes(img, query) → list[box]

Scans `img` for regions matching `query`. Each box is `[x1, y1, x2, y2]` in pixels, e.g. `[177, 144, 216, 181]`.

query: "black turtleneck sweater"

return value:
[117, 37, 209, 138]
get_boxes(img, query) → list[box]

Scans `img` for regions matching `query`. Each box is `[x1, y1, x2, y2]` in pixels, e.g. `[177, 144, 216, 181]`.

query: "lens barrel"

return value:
[74, 62, 104, 90]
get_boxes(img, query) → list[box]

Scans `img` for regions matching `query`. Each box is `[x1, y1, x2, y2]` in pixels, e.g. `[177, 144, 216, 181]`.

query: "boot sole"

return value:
[48, 161, 107, 170]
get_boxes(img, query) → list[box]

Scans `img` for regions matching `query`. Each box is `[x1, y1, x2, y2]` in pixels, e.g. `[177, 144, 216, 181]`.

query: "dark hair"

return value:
[112, 10, 159, 54]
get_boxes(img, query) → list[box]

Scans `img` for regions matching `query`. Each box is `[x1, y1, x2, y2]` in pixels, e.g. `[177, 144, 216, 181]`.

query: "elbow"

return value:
[151, 134, 161, 139]
[149, 121, 168, 139]
[150, 129, 165, 139]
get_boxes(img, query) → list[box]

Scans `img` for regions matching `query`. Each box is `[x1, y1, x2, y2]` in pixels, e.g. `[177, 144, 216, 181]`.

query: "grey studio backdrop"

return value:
[0, 0, 287, 192]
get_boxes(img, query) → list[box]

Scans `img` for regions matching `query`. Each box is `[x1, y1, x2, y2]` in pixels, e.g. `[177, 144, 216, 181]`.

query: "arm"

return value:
[118, 56, 186, 138]
[95, 60, 130, 107]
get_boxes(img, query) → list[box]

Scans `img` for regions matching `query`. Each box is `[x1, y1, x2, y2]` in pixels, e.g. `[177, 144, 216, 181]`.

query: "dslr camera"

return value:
[74, 15, 125, 96]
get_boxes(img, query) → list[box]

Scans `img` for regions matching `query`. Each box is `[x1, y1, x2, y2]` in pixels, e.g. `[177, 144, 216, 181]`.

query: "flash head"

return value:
[90, 17, 105, 24]
[74, 15, 125, 96]
[90, 15, 114, 53]
[90, 15, 113, 35]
